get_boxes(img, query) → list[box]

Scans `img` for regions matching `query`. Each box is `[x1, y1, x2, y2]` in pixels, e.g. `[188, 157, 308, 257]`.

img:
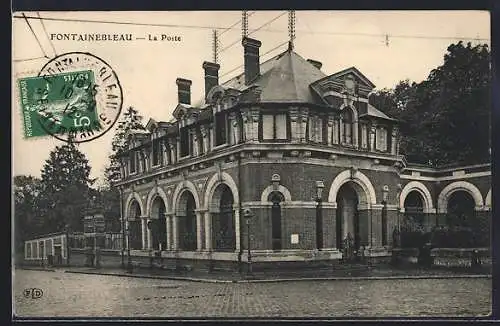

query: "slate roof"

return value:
[188, 48, 395, 122]
[361, 103, 396, 121]
[221, 49, 327, 103]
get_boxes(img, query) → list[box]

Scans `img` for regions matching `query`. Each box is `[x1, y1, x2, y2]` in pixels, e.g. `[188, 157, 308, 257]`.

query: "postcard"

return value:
[12, 10, 492, 319]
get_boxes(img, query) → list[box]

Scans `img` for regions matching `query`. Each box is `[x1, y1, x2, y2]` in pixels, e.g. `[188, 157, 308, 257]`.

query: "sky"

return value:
[12, 10, 490, 185]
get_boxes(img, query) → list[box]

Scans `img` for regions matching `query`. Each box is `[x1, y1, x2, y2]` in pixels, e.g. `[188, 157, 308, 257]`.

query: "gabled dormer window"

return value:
[152, 139, 162, 167]
[341, 109, 354, 145]
[196, 128, 204, 155]
[180, 127, 190, 157]
[129, 151, 137, 174]
[376, 126, 388, 152]
[261, 112, 289, 141]
[214, 112, 228, 146]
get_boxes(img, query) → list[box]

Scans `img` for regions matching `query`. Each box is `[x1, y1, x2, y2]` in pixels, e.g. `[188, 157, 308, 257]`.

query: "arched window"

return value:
[268, 191, 285, 250]
[342, 108, 354, 145]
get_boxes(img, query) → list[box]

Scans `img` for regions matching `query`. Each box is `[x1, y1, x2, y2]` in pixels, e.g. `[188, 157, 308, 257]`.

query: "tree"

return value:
[371, 41, 490, 166]
[14, 175, 43, 249]
[39, 142, 95, 232]
[99, 107, 146, 233]
[104, 106, 146, 185]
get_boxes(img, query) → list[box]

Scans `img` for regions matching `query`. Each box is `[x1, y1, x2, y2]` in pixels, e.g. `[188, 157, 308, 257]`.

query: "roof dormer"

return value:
[310, 67, 376, 108]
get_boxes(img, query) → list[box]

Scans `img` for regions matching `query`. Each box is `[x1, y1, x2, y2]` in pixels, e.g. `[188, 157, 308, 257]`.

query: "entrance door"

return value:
[269, 191, 284, 251]
[336, 183, 360, 258]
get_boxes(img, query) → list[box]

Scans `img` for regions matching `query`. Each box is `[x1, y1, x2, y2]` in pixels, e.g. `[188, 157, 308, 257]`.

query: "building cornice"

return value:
[114, 143, 404, 188]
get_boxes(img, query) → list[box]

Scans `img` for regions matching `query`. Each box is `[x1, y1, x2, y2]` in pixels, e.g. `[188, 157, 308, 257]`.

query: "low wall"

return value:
[431, 248, 491, 268]
[68, 249, 124, 268]
[391, 247, 491, 269]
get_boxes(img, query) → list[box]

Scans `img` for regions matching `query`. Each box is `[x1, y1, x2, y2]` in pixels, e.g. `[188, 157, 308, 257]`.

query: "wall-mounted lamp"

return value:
[382, 185, 389, 203]
[315, 180, 325, 250]
[315, 180, 325, 201]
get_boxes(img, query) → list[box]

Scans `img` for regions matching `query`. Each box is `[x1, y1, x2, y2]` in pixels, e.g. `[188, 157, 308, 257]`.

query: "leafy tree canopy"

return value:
[104, 106, 145, 186]
[370, 41, 490, 166]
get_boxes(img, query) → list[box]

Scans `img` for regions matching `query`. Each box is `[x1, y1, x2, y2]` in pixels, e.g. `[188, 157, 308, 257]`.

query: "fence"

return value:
[69, 232, 123, 250]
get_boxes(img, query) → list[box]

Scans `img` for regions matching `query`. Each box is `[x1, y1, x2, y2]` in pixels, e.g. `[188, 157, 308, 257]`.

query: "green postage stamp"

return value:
[18, 70, 100, 139]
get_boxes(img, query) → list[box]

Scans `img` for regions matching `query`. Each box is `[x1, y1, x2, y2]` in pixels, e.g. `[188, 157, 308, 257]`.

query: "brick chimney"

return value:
[202, 61, 220, 101]
[242, 37, 262, 85]
[175, 78, 192, 105]
[307, 59, 322, 70]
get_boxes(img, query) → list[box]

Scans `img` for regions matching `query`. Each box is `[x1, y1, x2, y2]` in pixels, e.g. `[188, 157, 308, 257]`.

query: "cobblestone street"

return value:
[13, 269, 491, 318]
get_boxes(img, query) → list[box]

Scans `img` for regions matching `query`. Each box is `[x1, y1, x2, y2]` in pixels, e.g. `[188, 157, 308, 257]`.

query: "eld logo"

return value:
[23, 288, 43, 299]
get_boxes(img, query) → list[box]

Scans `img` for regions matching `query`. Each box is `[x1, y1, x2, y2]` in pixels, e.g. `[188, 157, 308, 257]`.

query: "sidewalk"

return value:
[54, 264, 492, 283]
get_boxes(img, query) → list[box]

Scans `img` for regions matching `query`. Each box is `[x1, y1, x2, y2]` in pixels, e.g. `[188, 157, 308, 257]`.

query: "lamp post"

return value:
[93, 216, 98, 268]
[65, 223, 71, 266]
[315, 181, 325, 250]
[243, 208, 253, 277]
[126, 222, 133, 273]
[382, 185, 389, 247]
[119, 186, 125, 269]
[395, 184, 402, 248]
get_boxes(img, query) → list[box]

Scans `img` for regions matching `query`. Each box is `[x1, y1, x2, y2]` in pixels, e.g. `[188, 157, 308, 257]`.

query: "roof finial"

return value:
[288, 10, 296, 50]
[242, 11, 249, 38]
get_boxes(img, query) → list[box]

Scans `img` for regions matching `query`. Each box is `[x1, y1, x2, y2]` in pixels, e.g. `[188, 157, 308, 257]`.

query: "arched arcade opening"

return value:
[128, 200, 142, 250]
[176, 190, 198, 251]
[150, 196, 167, 251]
[211, 184, 236, 251]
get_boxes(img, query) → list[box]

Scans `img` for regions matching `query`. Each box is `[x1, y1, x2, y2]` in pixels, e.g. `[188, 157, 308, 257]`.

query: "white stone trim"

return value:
[371, 204, 399, 211]
[400, 171, 490, 182]
[399, 181, 434, 214]
[327, 169, 377, 206]
[437, 181, 484, 213]
[145, 186, 169, 218]
[243, 201, 334, 209]
[171, 180, 201, 210]
[404, 163, 490, 173]
[124, 192, 145, 218]
[203, 171, 240, 210]
[261, 184, 292, 202]
[485, 188, 491, 209]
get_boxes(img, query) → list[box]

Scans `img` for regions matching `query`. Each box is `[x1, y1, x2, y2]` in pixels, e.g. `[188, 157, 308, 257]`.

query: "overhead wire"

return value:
[13, 56, 47, 63]
[220, 12, 287, 54]
[13, 14, 490, 42]
[21, 13, 49, 59]
[219, 11, 255, 36]
[37, 12, 58, 56]
[220, 40, 289, 79]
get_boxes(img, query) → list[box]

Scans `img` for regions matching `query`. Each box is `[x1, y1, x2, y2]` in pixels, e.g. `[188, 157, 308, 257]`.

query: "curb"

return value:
[17, 267, 57, 272]
[63, 270, 234, 283]
[237, 274, 492, 283]
[62, 270, 491, 283]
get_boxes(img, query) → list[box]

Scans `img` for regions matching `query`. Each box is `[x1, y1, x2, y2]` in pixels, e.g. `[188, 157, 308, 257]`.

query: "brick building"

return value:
[113, 37, 491, 271]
